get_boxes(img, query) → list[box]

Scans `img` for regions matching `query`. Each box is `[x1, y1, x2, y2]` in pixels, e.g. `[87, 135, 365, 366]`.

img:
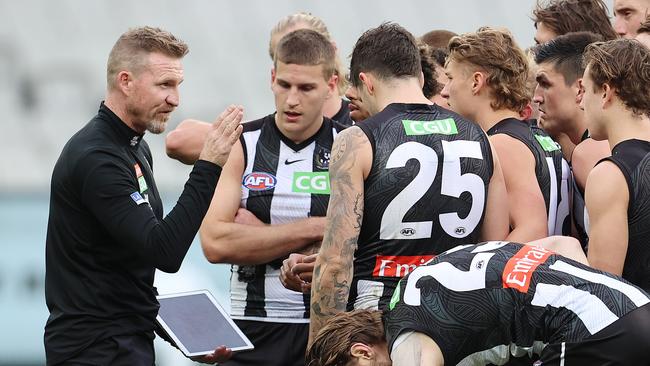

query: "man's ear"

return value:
[575, 78, 584, 105]
[471, 71, 486, 95]
[418, 71, 425, 89]
[326, 73, 338, 99]
[601, 83, 615, 109]
[271, 67, 276, 86]
[116, 71, 133, 96]
[359, 72, 374, 96]
[350, 343, 374, 361]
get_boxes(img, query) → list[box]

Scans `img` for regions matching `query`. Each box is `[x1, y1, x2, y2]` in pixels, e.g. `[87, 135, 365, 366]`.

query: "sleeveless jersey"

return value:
[231, 114, 346, 322]
[598, 139, 650, 292]
[351, 103, 493, 311]
[385, 241, 650, 365]
[487, 118, 571, 236]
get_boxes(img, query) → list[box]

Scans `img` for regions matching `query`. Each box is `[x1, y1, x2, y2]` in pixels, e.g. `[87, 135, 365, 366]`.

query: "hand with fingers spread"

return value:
[199, 105, 244, 167]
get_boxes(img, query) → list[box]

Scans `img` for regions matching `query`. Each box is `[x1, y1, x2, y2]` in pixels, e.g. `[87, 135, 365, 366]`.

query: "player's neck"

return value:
[475, 108, 521, 131]
[566, 112, 588, 145]
[322, 96, 342, 119]
[104, 94, 144, 134]
[374, 78, 432, 112]
[274, 114, 324, 144]
[555, 133, 577, 162]
[605, 111, 650, 151]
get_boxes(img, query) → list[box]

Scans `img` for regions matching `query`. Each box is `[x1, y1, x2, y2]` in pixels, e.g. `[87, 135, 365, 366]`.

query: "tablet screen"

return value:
[156, 290, 254, 357]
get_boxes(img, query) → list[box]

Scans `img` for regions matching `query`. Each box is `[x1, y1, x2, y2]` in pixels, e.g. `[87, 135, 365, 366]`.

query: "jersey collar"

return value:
[98, 102, 145, 148]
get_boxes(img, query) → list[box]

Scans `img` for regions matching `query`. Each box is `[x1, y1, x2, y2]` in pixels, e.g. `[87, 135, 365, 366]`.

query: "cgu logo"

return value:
[242, 172, 277, 191]
[373, 254, 435, 277]
[292, 172, 330, 194]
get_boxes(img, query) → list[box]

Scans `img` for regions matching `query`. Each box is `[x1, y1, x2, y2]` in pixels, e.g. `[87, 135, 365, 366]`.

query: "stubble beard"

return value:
[146, 118, 167, 134]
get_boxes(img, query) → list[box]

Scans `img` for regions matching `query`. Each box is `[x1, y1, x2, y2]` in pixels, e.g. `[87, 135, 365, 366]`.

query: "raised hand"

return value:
[199, 105, 244, 167]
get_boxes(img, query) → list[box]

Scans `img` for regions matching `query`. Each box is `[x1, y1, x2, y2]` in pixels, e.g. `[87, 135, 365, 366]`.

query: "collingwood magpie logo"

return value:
[315, 146, 331, 170]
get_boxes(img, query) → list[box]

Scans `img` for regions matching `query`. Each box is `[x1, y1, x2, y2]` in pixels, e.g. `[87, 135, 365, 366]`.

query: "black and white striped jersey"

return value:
[487, 118, 571, 236]
[230, 113, 346, 322]
[385, 241, 650, 366]
[598, 139, 650, 292]
[351, 103, 494, 311]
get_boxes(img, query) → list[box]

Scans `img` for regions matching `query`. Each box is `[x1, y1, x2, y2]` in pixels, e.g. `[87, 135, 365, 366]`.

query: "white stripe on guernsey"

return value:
[229, 264, 309, 320]
[270, 141, 314, 225]
[241, 129, 261, 206]
[560, 342, 565, 366]
[230, 316, 309, 324]
[456, 341, 546, 366]
[353, 279, 384, 310]
[332, 126, 339, 139]
[545, 157, 558, 236]
[471, 241, 510, 253]
[553, 160, 571, 236]
[531, 283, 619, 334]
[550, 260, 650, 307]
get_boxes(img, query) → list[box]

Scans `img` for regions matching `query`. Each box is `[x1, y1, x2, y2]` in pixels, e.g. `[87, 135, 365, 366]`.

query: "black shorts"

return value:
[54, 333, 155, 366]
[539, 302, 650, 365]
[223, 319, 309, 366]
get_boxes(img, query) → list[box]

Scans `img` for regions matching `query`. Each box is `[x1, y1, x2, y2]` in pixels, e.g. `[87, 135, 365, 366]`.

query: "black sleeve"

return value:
[76, 150, 221, 273]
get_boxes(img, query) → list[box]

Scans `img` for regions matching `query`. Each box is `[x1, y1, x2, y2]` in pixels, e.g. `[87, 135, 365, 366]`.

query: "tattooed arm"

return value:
[391, 332, 445, 366]
[309, 127, 371, 345]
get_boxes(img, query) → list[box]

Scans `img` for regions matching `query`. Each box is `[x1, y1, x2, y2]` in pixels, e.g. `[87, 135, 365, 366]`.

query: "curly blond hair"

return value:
[448, 27, 530, 113]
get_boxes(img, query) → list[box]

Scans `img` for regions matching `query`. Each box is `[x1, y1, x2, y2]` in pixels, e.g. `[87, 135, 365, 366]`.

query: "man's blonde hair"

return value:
[107, 26, 188, 89]
[270, 13, 347, 95]
[448, 27, 530, 113]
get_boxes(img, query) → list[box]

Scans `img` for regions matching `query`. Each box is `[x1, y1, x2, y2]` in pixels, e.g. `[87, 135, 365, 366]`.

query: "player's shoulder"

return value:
[241, 113, 274, 133]
[586, 160, 628, 203]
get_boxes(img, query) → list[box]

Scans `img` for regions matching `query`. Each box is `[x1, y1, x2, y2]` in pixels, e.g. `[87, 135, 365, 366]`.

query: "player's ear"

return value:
[575, 77, 584, 105]
[326, 73, 338, 99]
[601, 82, 614, 109]
[471, 71, 485, 95]
[271, 68, 276, 85]
[350, 343, 374, 361]
[359, 72, 374, 96]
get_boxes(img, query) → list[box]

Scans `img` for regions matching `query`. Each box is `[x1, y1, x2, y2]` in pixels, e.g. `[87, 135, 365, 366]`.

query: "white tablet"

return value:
[156, 290, 254, 357]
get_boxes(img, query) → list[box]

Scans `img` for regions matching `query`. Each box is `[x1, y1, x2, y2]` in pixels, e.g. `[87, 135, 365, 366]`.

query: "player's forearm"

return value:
[309, 248, 354, 345]
[200, 217, 323, 265]
[587, 233, 627, 275]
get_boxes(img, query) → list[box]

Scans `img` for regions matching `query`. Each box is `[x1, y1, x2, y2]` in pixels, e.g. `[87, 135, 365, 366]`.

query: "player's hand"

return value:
[234, 208, 265, 226]
[293, 253, 317, 284]
[280, 253, 317, 293]
[190, 345, 232, 364]
[199, 105, 244, 167]
[281, 253, 307, 292]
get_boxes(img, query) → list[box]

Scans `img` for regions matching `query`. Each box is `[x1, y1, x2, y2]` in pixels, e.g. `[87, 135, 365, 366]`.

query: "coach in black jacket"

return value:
[44, 26, 242, 365]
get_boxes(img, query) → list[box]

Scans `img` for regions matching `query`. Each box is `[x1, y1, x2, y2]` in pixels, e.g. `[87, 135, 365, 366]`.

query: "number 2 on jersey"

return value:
[380, 140, 485, 240]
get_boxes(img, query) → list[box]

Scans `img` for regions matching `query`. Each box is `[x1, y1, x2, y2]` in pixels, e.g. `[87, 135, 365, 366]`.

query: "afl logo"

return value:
[242, 172, 277, 191]
[455, 227, 466, 235]
[400, 228, 416, 236]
